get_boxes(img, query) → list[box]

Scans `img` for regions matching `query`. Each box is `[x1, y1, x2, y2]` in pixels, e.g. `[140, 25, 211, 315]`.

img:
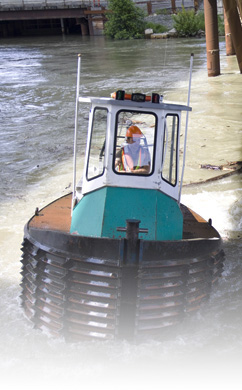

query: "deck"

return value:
[29, 193, 219, 239]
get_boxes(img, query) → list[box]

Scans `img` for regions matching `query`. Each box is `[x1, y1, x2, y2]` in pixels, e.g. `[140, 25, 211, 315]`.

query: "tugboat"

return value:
[20, 55, 224, 342]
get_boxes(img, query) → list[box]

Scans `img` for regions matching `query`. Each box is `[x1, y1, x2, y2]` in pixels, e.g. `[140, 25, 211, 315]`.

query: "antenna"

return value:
[178, 53, 194, 204]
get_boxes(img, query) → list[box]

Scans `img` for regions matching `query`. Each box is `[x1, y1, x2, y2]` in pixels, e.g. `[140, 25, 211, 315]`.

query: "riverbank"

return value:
[145, 12, 175, 31]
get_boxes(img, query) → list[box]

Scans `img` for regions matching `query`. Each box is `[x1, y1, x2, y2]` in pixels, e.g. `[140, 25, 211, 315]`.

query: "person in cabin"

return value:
[115, 125, 151, 174]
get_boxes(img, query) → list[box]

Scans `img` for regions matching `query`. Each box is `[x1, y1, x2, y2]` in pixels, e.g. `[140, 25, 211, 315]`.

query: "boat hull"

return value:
[21, 214, 224, 342]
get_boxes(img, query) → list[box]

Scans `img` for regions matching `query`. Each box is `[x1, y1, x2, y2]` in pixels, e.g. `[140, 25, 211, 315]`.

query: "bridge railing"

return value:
[0, 0, 201, 12]
[0, 0, 109, 9]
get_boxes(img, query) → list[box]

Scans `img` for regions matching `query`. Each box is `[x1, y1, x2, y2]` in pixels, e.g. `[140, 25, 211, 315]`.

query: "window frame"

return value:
[161, 113, 179, 187]
[113, 109, 157, 177]
[86, 106, 108, 182]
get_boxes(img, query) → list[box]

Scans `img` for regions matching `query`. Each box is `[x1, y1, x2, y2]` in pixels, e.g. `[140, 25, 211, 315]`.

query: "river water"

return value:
[0, 35, 241, 390]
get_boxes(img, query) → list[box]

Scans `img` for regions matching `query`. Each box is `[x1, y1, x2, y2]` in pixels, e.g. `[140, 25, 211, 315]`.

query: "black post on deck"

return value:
[117, 219, 148, 340]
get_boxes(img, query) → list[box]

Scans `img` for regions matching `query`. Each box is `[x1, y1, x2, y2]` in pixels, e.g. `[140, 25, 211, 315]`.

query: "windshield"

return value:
[114, 110, 156, 175]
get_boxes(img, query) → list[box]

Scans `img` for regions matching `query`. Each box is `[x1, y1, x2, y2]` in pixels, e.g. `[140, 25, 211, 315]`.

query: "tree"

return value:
[172, 7, 205, 37]
[104, 0, 145, 39]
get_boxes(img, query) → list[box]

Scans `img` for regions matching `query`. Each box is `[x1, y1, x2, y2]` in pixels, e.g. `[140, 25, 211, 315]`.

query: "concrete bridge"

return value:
[0, 1, 111, 36]
[0, 0, 107, 8]
[0, 0, 199, 37]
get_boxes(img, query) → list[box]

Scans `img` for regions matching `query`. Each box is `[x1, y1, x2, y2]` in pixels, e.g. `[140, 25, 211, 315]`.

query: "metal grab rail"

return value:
[179, 53, 194, 204]
[72, 54, 81, 213]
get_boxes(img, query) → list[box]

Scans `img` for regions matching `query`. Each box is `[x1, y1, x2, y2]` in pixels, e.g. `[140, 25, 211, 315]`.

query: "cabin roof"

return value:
[79, 96, 192, 112]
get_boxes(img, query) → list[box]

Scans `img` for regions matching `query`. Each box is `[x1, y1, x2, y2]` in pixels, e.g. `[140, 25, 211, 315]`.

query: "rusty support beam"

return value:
[147, 1, 152, 15]
[224, 7, 235, 55]
[171, 0, 176, 13]
[223, 0, 242, 73]
[194, 0, 199, 12]
[237, 0, 242, 18]
[204, 0, 220, 77]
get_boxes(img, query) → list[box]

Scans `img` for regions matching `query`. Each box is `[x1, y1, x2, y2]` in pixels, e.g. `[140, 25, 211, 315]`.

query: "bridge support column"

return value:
[224, 7, 235, 56]
[147, 1, 152, 15]
[88, 16, 94, 36]
[171, 0, 176, 13]
[60, 18, 65, 34]
[204, 0, 220, 77]
[80, 20, 89, 36]
[223, 0, 242, 73]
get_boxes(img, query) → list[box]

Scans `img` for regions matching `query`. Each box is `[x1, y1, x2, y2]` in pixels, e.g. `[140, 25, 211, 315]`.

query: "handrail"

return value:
[179, 53, 194, 204]
[72, 53, 81, 213]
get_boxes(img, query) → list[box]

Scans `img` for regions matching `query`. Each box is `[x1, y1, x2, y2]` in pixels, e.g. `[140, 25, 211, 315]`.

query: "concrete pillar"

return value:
[224, 7, 235, 55]
[80, 20, 89, 36]
[88, 16, 94, 36]
[223, 0, 242, 73]
[60, 18, 65, 34]
[204, 0, 220, 77]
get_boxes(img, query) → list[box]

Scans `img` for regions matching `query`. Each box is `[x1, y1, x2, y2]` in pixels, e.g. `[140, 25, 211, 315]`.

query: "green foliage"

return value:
[156, 8, 169, 16]
[145, 22, 167, 33]
[173, 7, 224, 37]
[104, 0, 145, 39]
[217, 14, 225, 35]
[195, 11, 205, 31]
[172, 7, 205, 37]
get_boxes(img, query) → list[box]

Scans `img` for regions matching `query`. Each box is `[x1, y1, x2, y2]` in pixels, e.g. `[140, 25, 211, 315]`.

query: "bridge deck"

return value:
[0, 0, 108, 10]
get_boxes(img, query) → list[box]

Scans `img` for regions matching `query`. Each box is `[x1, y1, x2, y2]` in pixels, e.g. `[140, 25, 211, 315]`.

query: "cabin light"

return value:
[152, 93, 160, 103]
[115, 90, 125, 100]
[131, 93, 146, 103]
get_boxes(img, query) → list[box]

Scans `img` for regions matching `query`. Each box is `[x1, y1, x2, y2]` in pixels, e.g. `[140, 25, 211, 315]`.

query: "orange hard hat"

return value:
[126, 125, 142, 138]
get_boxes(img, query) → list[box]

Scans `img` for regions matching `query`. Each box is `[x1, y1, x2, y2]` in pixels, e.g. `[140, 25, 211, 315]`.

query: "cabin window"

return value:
[114, 110, 156, 175]
[87, 107, 107, 181]
[162, 114, 179, 186]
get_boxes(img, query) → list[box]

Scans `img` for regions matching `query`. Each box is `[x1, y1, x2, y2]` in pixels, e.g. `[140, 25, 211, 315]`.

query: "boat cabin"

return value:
[71, 92, 192, 241]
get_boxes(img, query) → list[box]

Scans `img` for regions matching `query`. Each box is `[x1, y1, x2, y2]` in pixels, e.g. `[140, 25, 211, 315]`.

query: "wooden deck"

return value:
[29, 193, 72, 233]
[29, 193, 219, 239]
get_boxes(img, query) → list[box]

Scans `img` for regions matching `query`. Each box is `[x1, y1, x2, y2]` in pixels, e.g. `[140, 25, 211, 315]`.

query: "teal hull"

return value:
[71, 187, 183, 241]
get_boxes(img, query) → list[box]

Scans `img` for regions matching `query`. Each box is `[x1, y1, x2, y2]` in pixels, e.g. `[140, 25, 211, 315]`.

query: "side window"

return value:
[87, 108, 107, 180]
[114, 110, 156, 175]
[162, 114, 179, 186]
